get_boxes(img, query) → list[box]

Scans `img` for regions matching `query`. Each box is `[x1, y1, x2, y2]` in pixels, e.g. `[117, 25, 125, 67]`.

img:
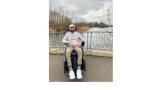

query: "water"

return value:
[88, 27, 112, 32]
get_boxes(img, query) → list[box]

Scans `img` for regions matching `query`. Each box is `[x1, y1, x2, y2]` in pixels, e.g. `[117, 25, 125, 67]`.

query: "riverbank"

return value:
[49, 25, 90, 32]
[49, 48, 112, 57]
[77, 25, 90, 32]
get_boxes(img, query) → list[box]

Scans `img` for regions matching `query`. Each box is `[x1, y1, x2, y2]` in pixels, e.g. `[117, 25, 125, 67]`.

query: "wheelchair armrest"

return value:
[81, 41, 85, 47]
[64, 43, 69, 47]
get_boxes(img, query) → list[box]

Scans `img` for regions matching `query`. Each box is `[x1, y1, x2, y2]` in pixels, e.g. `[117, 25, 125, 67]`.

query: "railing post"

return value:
[59, 33, 61, 45]
[86, 32, 89, 50]
[89, 32, 92, 50]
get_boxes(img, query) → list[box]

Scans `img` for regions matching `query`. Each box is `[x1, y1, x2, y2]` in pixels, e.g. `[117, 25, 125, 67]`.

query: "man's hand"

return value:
[69, 41, 81, 48]
[76, 42, 81, 47]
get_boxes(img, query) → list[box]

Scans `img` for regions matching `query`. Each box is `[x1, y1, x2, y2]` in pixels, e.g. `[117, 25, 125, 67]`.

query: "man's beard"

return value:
[71, 30, 75, 32]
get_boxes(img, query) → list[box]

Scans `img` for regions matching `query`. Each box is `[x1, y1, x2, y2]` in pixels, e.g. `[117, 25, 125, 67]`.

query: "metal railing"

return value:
[49, 31, 113, 51]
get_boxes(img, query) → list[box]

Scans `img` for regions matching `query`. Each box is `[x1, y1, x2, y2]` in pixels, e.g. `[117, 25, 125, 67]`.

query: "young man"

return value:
[62, 24, 84, 79]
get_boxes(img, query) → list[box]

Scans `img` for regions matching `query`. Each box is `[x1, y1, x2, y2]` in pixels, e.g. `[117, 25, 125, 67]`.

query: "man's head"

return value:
[69, 24, 76, 32]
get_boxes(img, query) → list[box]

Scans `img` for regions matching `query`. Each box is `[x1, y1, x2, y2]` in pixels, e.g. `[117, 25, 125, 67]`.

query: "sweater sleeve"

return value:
[62, 33, 70, 44]
[78, 33, 84, 41]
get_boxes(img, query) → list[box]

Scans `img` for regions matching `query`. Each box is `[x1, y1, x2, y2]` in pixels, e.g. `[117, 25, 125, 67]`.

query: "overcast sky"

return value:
[49, 0, 112, 24]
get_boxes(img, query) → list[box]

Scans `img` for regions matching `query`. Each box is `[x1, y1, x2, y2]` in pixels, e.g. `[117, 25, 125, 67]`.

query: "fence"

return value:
[49, 31, 113, 51]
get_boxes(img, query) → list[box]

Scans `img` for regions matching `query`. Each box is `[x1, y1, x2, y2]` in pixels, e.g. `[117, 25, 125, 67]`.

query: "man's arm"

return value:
[78, 33, 84, 42]
[74, 32, 84, 47]
[62, 33, 70, 44]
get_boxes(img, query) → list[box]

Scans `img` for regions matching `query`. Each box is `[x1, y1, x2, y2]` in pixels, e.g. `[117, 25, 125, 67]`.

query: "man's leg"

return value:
[75, 47, 82, 65]
[75, 47, 83, 79]
[66, 47, 75, 79]
[66, 47, 73, 67]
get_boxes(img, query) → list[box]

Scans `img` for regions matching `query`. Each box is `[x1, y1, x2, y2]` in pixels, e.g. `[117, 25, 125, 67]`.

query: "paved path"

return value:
[49, 54, 112, 82]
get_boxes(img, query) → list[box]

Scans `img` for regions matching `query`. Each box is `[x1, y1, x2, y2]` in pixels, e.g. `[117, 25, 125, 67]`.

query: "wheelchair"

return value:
[63, 41, 86, 79]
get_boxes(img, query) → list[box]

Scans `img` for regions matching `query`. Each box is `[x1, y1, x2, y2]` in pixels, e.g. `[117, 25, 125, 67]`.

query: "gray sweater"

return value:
[62, 31, 83, 44]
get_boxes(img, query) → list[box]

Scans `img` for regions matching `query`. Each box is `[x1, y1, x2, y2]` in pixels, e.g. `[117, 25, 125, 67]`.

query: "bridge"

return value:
[49, 31, 113, 82]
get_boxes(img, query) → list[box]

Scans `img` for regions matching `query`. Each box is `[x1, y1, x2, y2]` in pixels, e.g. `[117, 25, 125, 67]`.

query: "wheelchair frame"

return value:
[63, 41, 86, 74]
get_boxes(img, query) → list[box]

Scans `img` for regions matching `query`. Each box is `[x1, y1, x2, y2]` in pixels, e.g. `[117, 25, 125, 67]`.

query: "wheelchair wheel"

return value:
[81, 58, 86, 71]
[64, 59, 68, 73]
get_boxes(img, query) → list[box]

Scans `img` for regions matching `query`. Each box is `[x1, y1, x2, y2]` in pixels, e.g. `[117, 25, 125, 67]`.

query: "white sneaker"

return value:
[77, 69, 82, 79]
[69, 70, 75, 80]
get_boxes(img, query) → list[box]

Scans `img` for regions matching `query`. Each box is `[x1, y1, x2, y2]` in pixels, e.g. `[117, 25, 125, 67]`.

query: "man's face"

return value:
[69, 26, 75, 32]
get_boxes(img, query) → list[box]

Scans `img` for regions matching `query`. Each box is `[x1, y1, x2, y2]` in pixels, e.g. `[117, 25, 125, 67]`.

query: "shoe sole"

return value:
[69, 78, 75, 80]
[77, 75, 82, 79]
